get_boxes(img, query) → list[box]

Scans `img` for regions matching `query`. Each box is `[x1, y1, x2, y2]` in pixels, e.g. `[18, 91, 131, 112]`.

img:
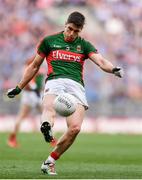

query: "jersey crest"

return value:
[76, 45, 81, 52]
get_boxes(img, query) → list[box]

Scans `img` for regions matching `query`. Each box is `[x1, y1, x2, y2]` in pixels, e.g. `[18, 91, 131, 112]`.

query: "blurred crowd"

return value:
[0, 0, 142, 103]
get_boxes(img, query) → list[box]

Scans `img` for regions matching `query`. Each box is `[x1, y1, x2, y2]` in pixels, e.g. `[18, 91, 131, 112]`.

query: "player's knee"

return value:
[70, 125, 81, 135]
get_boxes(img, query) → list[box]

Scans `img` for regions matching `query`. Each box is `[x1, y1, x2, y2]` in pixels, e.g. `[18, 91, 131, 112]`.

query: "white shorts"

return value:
[44, 78, 88, 109]
[21, 90, 42, 108]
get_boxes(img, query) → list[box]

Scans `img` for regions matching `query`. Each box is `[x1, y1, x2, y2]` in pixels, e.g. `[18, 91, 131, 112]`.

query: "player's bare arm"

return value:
[7, 54, 44, 98]
[89, 53, 123, 78]
[18, 54, 44, 89]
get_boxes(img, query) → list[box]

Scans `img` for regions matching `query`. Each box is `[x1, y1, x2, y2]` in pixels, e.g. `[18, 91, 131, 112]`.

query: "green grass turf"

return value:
[0, 133, 142, 179]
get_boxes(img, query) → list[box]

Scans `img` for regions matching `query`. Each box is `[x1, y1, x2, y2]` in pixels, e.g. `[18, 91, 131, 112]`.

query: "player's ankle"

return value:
[45, 156, 55, 164]
[46, 152, 60, 164]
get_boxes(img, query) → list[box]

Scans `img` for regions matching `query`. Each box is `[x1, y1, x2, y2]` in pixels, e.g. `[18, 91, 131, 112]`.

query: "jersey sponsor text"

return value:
[52, 50, 84, 62]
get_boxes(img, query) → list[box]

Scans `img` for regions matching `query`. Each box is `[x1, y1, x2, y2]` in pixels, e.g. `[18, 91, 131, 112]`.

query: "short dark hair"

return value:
[66, 11, 85, 28]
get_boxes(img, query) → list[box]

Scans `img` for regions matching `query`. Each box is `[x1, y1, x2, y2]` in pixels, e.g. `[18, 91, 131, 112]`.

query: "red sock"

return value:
[50, 151, 60, 160]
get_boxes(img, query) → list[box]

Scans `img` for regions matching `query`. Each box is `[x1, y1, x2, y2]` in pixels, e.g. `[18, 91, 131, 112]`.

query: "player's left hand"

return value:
[112, 67, 123, 78]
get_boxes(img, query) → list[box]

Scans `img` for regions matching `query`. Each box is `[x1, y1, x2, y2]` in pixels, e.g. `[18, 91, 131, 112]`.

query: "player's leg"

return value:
[40, 79, 61, 143]
[50, 79, 87, 156]
[53, 104, 85, 155]
[8, 104, 31, 147]
[40, 94, 56, 143]
[41, 78, 87, 175]
[41, 104, 85, 175]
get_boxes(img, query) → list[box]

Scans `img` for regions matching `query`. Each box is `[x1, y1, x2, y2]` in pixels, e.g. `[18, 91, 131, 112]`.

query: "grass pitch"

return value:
[0, 133, 142, 179]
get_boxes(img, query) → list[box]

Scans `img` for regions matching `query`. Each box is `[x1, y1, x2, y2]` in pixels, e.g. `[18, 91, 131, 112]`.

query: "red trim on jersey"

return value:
[46, 54, 53, 75]
[37, 50, 46, 58]
[88, 51, 98, 58]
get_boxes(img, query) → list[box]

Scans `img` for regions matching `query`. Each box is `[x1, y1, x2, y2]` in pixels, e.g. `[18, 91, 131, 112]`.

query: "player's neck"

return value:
[63, 31, 78, 42]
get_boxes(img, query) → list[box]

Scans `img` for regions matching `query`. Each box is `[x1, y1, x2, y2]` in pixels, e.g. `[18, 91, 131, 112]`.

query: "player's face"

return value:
[64, 23, 82, 42]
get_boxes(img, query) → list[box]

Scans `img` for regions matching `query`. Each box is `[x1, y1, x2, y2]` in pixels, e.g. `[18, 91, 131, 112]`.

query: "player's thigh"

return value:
[66, 104, 85, 128]
[42, 94, 57, 114]
[41, 94, 57, 125]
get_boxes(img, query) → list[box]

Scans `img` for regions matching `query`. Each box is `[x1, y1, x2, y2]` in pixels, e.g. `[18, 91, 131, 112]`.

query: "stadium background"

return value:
[0, 0, 142, 133]
[1, 0, 142, 179]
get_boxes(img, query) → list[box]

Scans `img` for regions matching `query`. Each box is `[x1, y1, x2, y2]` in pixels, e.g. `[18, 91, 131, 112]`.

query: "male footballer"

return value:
[7, 11, 123, 175]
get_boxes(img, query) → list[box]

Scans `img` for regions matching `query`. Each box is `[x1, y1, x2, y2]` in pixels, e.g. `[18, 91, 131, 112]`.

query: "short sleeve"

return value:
[84, 41, 98, 58]
[37, 38, 50, 58]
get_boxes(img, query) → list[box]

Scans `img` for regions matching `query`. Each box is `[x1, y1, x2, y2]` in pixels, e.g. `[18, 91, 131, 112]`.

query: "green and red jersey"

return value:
[37, 31, 98, 86]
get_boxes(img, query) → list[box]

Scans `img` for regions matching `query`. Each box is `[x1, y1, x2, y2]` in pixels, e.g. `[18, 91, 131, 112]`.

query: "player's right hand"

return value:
[7, 86, 21, 98]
